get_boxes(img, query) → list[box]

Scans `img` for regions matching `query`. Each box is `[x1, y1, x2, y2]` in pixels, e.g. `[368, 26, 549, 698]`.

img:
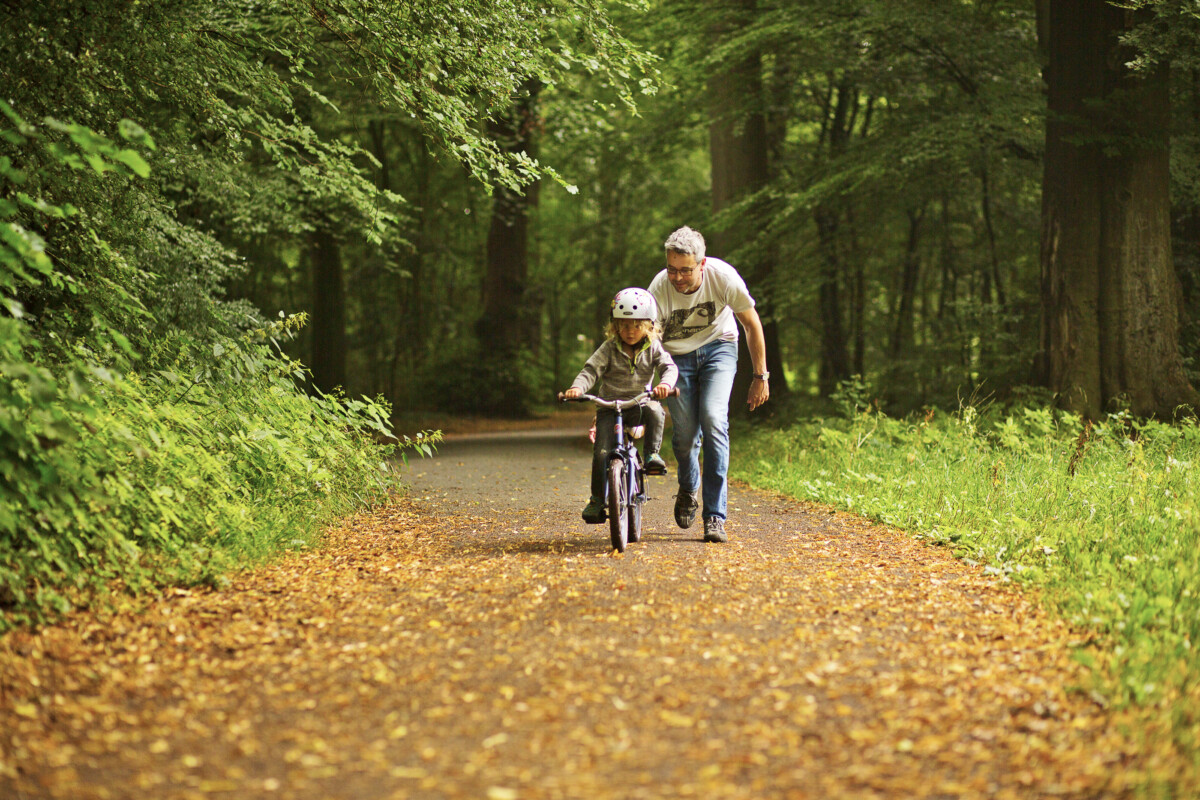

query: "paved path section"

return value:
[1, 428, 1136, 799]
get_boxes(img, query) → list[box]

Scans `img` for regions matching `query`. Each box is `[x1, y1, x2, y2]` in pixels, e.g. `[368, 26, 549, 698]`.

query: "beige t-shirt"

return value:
[648, 257, 755, 356]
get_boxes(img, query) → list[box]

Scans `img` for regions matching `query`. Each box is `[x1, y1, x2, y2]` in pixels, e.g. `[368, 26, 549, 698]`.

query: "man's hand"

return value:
[747, 378, 769, 411]
[652, 382, 672, 399]
[734, 306, 770, 412]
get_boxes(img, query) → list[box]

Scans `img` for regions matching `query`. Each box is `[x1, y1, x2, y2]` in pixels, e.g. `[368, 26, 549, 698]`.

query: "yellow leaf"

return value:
[482, 733, 508, 748]
[660, 710, 695, 727]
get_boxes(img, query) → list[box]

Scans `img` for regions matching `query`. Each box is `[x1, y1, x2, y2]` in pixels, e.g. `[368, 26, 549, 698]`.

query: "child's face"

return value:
[617, 319, 649, 347]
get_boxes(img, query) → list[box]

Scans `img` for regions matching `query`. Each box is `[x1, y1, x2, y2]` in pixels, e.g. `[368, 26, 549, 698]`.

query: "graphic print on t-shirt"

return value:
[663, 301, 717, 343]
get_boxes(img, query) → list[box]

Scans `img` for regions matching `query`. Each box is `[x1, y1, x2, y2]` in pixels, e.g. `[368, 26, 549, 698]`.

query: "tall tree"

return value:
[476, 81, 543, 415]
[1038, 0, 1199, 417]
[706, 0, 788, 407]
[309, 229, 346, 393]
[812, 78, 859, 395]
[480, 82, 543, 353]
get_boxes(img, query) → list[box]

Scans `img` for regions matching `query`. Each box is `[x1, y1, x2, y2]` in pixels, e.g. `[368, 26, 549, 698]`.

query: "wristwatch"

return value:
[753, 372, 770, 381]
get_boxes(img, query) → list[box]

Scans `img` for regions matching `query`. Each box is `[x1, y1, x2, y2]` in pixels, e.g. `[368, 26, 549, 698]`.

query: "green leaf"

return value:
[1, 297, 25, 318]
[17, 193, 70, 219]
[113, 149, 151, 178]
[0, 98, 26, 127]
[83, 151, 111, 175]
[117, 119, 157, 150]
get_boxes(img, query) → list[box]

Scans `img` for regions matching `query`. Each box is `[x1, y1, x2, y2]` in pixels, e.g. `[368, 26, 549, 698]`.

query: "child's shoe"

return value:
[644, 453, 668, 475]
[581, 496, 606, 524]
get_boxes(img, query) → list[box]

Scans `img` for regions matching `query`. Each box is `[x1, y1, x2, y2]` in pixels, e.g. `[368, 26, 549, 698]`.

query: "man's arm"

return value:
[735, 307, 770, 411]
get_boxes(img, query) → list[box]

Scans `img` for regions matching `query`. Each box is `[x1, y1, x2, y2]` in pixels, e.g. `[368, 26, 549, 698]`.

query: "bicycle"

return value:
[559, 388, 678, 552]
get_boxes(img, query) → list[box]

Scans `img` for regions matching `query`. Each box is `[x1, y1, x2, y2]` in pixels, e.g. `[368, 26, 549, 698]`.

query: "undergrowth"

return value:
[732, 383, 1199, 793]
[1, 313, 441, 630]
[1, 104, 440, 630]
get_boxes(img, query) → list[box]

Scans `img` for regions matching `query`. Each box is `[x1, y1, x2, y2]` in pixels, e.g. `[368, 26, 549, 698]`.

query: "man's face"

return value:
[667, 252, 704, 294]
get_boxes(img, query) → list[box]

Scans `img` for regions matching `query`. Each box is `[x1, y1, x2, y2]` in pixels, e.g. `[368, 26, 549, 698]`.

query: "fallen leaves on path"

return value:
[1, 491, 1143, 799]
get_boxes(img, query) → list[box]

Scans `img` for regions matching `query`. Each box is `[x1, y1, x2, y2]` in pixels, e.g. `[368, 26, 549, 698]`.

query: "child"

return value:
[562, 288, 678, 524]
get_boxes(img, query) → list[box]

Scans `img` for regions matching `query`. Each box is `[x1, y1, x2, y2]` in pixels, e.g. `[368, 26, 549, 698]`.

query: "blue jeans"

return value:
[666, 340, 737, 521]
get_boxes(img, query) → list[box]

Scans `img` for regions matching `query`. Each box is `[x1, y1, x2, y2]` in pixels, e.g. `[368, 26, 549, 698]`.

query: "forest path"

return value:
[2, 424, 1136, 799]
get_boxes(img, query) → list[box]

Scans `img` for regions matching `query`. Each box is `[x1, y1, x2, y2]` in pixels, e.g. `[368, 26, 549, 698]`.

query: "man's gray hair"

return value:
[664, 226, 705, 261]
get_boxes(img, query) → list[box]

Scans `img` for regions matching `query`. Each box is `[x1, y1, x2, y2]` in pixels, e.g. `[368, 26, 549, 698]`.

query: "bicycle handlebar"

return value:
[557, 387, 679, 409]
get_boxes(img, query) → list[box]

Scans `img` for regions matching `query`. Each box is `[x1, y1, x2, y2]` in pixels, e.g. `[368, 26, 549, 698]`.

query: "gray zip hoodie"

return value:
[569, 336, 678, 399]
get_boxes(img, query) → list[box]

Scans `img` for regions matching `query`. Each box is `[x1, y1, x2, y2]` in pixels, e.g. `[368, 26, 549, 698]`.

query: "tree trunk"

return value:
[480, 84, 540, 342]
[815, 208, 850, 395]
[707, 0, 787, 410]
[478, 81, 541, 415]
[1176, 70, 1200, 373]
[813, 79, 856, 395]
[1040, 1, 1198, 418]
[890, 207, 925, 361]
[309, 229, 345, 393]
[884, 206, 925, 406]
[848, 207, 866, 377]
[979, 160, 1005, 309]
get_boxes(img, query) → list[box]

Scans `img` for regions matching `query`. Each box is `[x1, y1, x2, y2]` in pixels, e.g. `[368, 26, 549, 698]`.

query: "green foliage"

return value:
[421, 338, 550, 418]
[0, 108, 437, 629]
[1, 312, 437, 629]
[732, 399, 1200, 783]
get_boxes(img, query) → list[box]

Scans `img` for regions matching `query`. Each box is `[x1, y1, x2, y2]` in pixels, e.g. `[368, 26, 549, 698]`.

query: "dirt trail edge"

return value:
[2, 428, 1138, 799]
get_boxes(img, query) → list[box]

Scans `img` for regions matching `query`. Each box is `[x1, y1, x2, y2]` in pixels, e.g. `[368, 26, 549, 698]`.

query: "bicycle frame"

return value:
[590, 392, 647, 501]
[561, 390, 654, 551]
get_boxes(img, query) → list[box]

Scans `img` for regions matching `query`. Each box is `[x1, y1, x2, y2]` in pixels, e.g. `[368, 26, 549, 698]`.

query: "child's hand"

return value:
[563, 387, 582, 399]
[652, 383, 672, 399]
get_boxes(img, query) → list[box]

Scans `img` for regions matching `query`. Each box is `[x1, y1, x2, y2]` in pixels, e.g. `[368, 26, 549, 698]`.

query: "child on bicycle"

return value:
[561, 288, 678, 524]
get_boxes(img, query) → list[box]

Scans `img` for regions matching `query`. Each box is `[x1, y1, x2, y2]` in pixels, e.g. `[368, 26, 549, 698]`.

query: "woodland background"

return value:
[3, 0, 1200, 621]
[4, 0, 1200, 421]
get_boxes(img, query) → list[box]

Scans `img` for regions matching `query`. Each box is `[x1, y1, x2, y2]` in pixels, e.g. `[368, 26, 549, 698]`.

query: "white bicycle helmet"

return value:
[611, 287, 657, 320]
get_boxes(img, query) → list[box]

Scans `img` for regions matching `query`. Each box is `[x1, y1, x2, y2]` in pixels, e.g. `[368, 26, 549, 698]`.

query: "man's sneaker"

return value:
[674, 490, 700, 529]
[703, 516, 727, 543]
[644, 453, 668, 475]
[582, 496, 606, 524]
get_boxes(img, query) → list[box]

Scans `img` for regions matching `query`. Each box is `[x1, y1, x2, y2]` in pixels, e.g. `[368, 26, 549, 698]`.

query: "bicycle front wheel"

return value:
[608, 459, 629, 552]
[628, 464, 643, 543]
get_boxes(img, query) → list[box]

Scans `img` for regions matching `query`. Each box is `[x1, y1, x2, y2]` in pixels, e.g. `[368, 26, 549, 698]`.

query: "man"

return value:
[648, 226, 769, 543]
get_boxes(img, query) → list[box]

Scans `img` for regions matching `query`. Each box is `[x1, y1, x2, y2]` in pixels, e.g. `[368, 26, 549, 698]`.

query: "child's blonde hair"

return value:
[606, 317, 660, 342]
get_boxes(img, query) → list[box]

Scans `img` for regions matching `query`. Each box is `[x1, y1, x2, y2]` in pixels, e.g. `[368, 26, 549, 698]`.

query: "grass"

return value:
[731, 397, 1199, 794]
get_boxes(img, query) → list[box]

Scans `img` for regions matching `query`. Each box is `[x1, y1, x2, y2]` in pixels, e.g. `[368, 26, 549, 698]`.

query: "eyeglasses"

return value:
[666, 268, 695, 278]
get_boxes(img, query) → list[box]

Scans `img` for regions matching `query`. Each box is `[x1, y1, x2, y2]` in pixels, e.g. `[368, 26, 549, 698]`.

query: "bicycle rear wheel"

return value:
[608, 459, 629, 552]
